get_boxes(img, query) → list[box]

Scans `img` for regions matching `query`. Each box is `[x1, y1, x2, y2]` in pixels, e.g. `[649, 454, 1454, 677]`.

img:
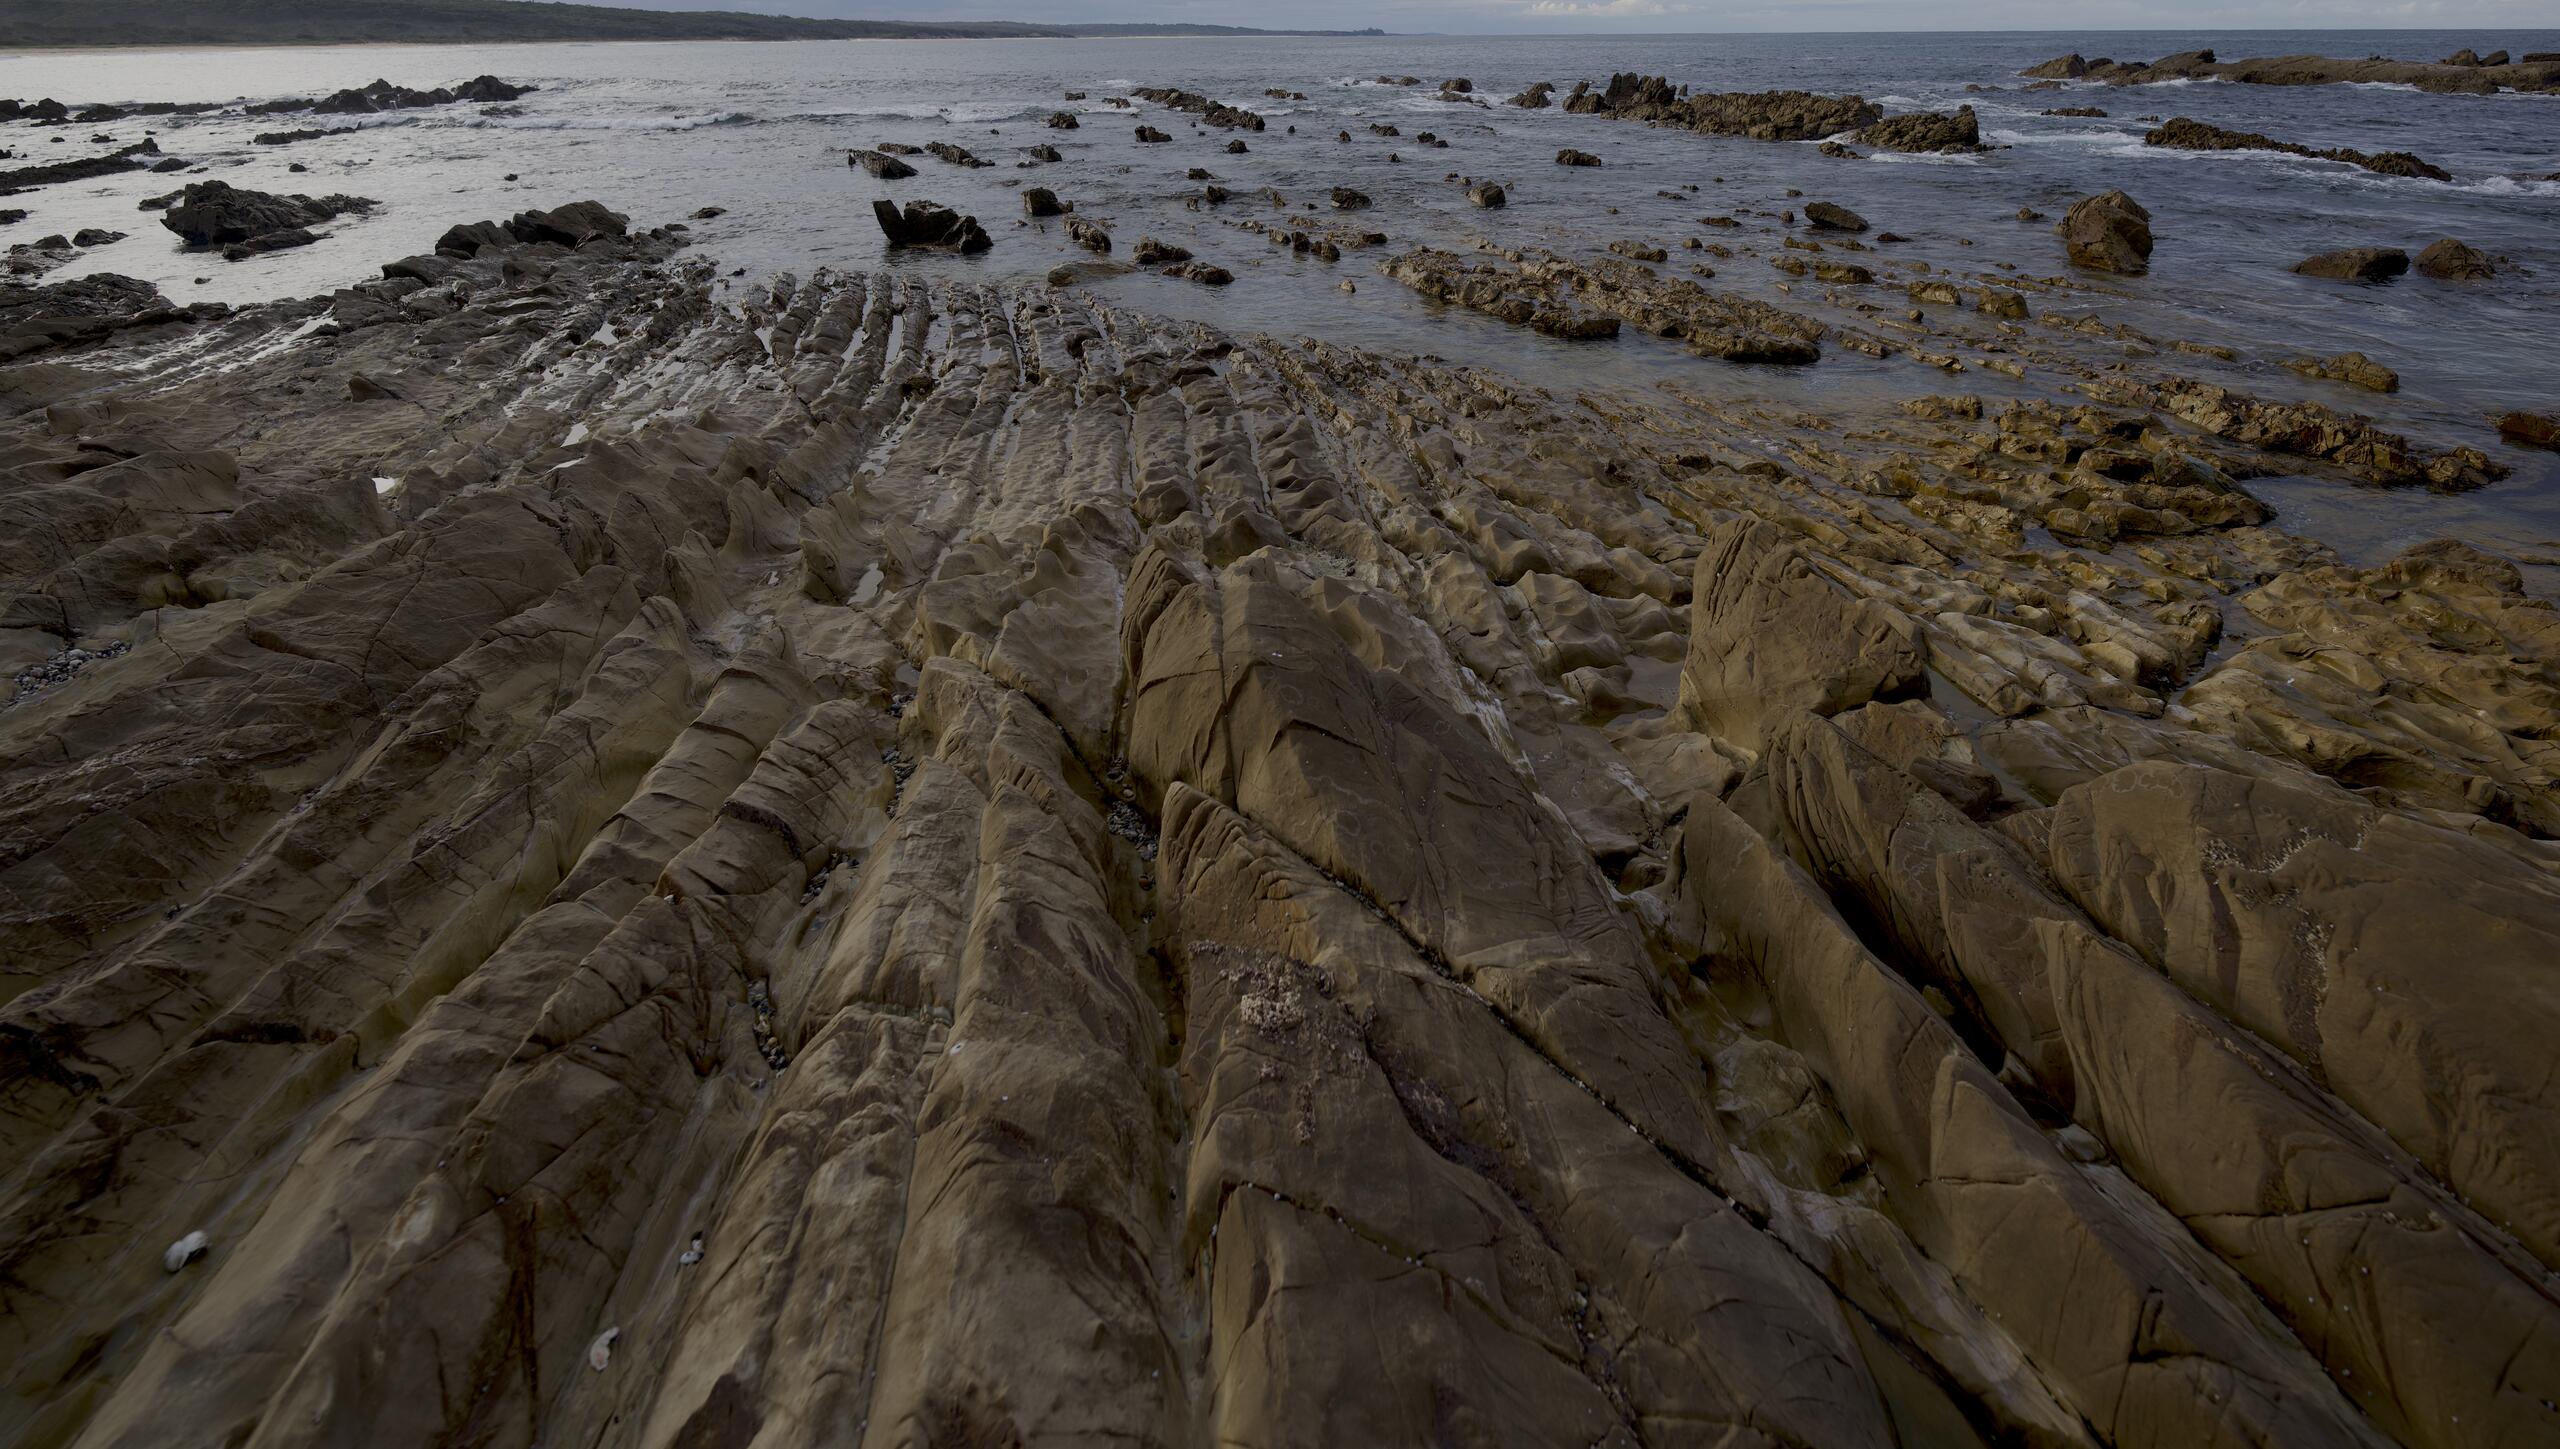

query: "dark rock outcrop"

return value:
[159, 180, 376, 260]
[850, 149, 917, 179]
[1804, 201, 1867, 232]
[2059, 189, 2152, 273]
[2143, 117, 2452, 182]
[1130, 86, 1265, 131]
[2415, 237, 2495, 279]
[1856, 106, 1984, 154]
[0, 138, 160, 195]
[2292, 247, 2409, 282]
[1565, 74, 1882, 143]
[870, 198, 991, 253]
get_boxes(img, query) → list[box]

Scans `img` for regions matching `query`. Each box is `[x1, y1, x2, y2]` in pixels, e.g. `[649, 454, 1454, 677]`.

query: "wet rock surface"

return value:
[0, 176, 2557, 1449]
[2022, 48, 2560, 95]
[157, 180, 377, 261]
[2293, 245, 2411, 282]
[2143, 117, 2452, 182]
[2059, 188, 2153, 273]
[1855, 105, 1986, 153]
[850, 148, 916, 178]
[870, 198, 991, 253]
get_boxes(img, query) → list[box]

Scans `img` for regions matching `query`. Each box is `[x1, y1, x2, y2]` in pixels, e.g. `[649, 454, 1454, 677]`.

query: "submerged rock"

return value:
[2292, 246, 2409, 282]
[2415, 237, 2496, 279]
[2497, 411, 2556, 449]
[2284, 350, 2399, 393]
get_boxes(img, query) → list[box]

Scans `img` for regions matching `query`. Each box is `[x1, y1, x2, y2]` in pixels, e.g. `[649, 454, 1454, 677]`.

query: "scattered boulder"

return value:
[1466, 182, 1506, 208]
[2292, 247, 2409, 282]
[1021, 187, 1065, 218]
[2058, 189, 2152, 274]
[850, 149, 917, 179]
[870, 198, 991, 253]
[1509, 81, 1556, 108]
[1556, 148, 1603, 167]
[1130, 236, 1190, 265]
[2496, 412, 2556, 450]
[70, 228, 122, 247]
[1045, 111, 1080, 129]
[1804, 201, 1867, 232]
[1162, 260, 1232, 285]
[1135, 125, 1170, 144]
[1329, 188, 1371, 211]
[2415, 237, 2495, 279]
[1066, 217, 1111, 254]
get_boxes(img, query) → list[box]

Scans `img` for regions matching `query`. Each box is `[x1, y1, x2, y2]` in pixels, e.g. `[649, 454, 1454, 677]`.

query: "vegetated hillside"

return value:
[0, 0, 1391, 46]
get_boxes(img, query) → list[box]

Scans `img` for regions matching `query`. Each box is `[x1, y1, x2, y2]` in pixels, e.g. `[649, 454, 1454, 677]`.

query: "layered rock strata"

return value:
[0, 206, 2556, 1449]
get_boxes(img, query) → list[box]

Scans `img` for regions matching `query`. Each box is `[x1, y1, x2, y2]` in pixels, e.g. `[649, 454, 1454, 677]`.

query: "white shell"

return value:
[162, 1230, 210, 1273]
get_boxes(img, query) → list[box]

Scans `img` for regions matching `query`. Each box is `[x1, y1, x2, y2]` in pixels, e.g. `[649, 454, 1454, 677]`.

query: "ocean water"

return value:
[2, 29, 2555, 555]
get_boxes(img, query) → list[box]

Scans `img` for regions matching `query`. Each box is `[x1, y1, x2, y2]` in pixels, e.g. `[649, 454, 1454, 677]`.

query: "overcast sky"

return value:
[597, 0, 2560, 35]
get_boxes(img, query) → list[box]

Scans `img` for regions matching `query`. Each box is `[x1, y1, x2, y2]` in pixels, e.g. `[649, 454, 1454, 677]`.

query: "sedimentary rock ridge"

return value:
[2022, 48, 2560, 94]
[1564, 73, 1884, 142]
[0, 205, 2555, 1449]
[2144, 117, 2453, 181]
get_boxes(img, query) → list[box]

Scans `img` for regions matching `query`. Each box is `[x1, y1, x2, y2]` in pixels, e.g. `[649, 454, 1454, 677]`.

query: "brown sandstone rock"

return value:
[3, 198, 2557, 1449]
[2058, 189, 2151, 273]
[2416, 236, 2496, 278]
[1675, 516, 1924, 750]
[2292, 246, 2409, 282]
